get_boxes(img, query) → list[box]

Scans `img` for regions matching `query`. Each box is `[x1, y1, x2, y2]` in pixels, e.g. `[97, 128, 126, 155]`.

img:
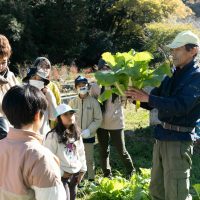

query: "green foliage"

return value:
[104, 0, 192, 52]
[144, 22, 200, 62]
[0, 0, 194, 68]
[87, 168, 151, 200]
[95, 49, 172, 103]
[0, 15, 24, 41]
[193, 184, 200, 200]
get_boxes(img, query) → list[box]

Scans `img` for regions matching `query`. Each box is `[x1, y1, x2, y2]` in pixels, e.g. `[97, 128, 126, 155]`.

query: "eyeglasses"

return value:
[0, 60, 9, 67]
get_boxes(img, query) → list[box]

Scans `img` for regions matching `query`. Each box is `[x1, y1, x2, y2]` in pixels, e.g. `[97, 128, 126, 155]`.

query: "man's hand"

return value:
[125, 88, 149, 103]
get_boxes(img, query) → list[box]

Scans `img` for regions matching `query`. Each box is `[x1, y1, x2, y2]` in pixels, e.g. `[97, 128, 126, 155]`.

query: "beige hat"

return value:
[166, 30, 200, 49]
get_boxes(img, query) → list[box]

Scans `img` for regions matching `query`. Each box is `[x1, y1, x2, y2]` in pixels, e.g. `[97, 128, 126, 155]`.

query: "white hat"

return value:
[55, 104, 77, 118]
[166, 30, 200, 49]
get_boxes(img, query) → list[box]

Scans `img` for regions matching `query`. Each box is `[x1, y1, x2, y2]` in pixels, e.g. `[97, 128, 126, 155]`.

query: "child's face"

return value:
[60, 112, 75, 127]
[0, 56, 8, 73]
[76, 82, 89, 97]
[38, 61, 51, 77]
[76, 82, 87, 89]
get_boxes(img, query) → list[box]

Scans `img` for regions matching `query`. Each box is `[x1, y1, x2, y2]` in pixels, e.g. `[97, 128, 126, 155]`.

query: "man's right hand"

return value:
[125, 88, 149, 103]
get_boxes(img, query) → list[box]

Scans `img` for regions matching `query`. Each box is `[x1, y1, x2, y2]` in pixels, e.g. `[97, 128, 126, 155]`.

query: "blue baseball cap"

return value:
[74, 75, 88, 87]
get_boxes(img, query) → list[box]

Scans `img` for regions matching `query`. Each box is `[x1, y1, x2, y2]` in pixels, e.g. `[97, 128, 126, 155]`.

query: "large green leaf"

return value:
[98, 90, 112, 104]
[142, 62, 172, 88]
[126, 65, 142, 78]
[102, 52, 117, 68]
[131, 78, 144, 89]
[142, 74, 164, 88]
[95, 49, 172, 104]
[114, 52, 126, 68]
[152, 62, 172, 78]
[115, 73, 129, 90]
[114, 82, 126, 96]
[133, 51, 153, 62]
[193, 184, 200, 199]
[121, 52, 135, 64]
[95, 71, 116, 86]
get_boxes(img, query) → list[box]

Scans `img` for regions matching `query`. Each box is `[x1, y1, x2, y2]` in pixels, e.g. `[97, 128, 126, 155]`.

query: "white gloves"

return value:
[81, 129, 90, 139]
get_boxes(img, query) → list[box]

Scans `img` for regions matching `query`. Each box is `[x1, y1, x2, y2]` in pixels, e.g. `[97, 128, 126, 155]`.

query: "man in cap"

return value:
[125, 30, 200, 200]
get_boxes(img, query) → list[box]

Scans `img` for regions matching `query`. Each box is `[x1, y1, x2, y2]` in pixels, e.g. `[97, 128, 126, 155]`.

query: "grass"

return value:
[124, 103, 149, 130]
[77, 103, 200, 199]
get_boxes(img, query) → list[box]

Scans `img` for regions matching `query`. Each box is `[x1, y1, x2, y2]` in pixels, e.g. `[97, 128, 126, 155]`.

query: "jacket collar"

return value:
[79, 94, 90, 101]
[174, 60, 195, 75]
[7, 127, 43, 144]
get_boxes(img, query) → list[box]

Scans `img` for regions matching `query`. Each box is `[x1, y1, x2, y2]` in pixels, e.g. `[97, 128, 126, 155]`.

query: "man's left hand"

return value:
[125, 88, 149, 102]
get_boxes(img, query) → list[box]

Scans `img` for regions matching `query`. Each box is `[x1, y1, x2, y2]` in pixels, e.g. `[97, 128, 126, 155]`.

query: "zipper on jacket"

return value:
[81, 99, 83, 129]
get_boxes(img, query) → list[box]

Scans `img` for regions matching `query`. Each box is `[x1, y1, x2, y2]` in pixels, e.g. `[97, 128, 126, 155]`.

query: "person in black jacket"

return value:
[126, 30, 200, 200]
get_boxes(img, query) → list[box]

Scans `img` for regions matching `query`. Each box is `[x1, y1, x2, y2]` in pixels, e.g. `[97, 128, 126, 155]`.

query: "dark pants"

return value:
[62, 173, 79, 200]
[97, 128, 134, 177]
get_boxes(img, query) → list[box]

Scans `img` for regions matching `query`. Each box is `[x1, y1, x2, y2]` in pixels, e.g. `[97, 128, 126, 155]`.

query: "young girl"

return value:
[44, 104, 87, 200]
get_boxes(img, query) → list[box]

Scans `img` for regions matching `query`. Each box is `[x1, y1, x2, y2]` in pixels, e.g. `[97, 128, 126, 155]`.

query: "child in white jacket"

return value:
[44, 104, 87, 200]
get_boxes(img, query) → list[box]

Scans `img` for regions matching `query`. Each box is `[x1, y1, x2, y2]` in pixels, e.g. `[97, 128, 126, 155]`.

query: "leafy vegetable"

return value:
[87, 168, 151, 200]
[193, 184, 200, 200]
[95, 49, 172, 108]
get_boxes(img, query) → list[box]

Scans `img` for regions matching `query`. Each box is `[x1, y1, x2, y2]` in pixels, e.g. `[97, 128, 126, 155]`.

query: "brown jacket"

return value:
[90, 83, 125, 130]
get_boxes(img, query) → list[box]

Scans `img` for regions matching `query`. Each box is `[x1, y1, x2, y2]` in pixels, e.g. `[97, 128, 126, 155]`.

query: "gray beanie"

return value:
[33, 57, 51, 69]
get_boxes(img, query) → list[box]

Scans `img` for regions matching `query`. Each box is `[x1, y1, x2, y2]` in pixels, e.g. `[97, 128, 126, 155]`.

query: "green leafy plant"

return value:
[87, 168, 151, 200]
[193, 184, 200, 200]
[95, 49, 172, 109]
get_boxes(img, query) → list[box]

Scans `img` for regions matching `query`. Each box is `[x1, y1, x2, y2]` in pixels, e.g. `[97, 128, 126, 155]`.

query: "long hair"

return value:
[47, 116, 81, 144]
[100, 86, 119, 113]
